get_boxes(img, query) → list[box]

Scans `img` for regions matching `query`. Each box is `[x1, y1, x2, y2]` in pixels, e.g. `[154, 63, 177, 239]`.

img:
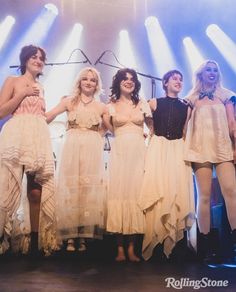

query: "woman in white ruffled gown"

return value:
[103, 68, 152, 262]
[0, 45, 56, 255]
[46, 67, 106, 252]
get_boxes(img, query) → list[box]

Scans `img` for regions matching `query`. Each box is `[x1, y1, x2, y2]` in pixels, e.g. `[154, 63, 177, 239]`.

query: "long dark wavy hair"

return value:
[19, 44, 46, 76]
[110, 68, 141, 105]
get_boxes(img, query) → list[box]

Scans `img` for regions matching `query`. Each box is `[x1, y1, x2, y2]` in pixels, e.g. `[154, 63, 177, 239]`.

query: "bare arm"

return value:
[226, 102, 236, 140]
[183, 106, 192, 139]
[102, 105, 114, 134]
[148, 98, 157, 112]
[146, 98, 157, 136]
[0, 77, 39, 119]
[98, 103, 108, 137]
[226, 102, 236, 163]
[45, 97, 68, 123]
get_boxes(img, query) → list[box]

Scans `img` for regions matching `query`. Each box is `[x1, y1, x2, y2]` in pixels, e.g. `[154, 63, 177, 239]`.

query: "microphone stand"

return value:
[95, 50, 162, 98]
[9, 48, 92, 68]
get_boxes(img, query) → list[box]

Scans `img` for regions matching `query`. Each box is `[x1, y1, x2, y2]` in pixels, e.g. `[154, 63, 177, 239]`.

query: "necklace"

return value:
[80, 97, 94, 106]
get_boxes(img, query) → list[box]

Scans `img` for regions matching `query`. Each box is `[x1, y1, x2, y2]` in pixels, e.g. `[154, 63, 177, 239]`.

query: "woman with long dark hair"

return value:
[104, 68, 152, 262]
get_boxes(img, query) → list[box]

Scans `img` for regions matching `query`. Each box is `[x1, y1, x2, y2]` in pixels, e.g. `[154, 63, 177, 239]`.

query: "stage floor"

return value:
[0, 248, 236, 291]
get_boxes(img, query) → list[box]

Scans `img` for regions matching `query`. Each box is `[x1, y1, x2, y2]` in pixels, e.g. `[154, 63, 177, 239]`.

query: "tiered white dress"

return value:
[138, 97, 195, 260]
[0, 84, 56, 255]
[56, 103, 106, 242]
[106, 100, 151, 235]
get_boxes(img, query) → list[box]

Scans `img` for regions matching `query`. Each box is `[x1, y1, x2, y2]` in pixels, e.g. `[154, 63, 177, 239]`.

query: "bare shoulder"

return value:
[61, 95, 74, 110]
[3, 75, 18, 86]
[93, 100, 106, 113]
[148, 98, 157, 111]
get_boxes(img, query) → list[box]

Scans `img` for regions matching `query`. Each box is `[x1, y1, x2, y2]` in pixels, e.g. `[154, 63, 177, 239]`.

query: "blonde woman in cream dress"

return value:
[184, 60, 236, 261]
[46, 67, 106, 252]
[103, 68, 152, 262]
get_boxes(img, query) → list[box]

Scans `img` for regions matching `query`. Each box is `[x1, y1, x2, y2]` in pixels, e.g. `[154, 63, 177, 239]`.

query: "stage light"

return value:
[0, 15, 15, 50]
[44, 3, 58, 15]
[119, 29, 137, 68]
[19, 5, 58, 45]
[145, 16, 177, 77]
[223, 264, 236, 268]
[206, 24, 236, 72]
[145, 16, 157, 27]
[1, 4, 58, 78]
[183, 37, 204, 73]
[44, 22, 84, 114]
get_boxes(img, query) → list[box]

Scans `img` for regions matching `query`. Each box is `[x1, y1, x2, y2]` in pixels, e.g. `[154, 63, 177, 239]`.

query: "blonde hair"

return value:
[187, 60, 222, 98]
[71, 67, 103, 105]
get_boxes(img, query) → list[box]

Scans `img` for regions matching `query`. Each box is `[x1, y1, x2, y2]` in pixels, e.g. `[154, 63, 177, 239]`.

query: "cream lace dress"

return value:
[56, 103, 106, 242]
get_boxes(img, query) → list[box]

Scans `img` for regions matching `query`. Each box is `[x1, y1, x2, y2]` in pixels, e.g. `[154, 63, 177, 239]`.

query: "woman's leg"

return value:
[115, 234, 126, 262]
[215, 161, 236, 230]
[27, 174, 42, 252]
[193, 162, 213, 234]
[127, 234, 140, 262]
[78, 238, 86, 252]
[66, 239, 76, 252]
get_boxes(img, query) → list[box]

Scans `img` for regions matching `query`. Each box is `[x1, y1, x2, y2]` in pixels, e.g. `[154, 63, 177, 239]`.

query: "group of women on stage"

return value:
[0, 44, 235, 263]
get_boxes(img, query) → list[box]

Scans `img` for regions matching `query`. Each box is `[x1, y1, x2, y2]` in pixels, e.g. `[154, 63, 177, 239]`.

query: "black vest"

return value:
[152, 97, 188, 140]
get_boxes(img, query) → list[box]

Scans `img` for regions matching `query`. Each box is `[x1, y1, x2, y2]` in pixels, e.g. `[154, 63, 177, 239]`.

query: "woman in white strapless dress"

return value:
[0, 45, 56, 255]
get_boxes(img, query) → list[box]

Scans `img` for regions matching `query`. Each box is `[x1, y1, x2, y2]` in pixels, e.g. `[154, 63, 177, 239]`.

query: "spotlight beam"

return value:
[206, 24, 236, 72]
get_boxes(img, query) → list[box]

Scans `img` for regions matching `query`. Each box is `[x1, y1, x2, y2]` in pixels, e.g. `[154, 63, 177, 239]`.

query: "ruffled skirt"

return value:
[106, 127, 146, 234]
[0, 114, 56, 254]
[138, 135, 195, 259]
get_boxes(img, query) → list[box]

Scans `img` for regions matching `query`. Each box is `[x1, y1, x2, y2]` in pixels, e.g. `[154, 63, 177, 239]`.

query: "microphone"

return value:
[9, 65, 19, 68]
[79, 49, 92, 65]
[94, 51, 107, 66]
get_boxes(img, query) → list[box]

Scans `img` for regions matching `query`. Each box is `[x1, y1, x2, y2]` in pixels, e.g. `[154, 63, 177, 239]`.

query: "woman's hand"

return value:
[24, 84, 40, 97]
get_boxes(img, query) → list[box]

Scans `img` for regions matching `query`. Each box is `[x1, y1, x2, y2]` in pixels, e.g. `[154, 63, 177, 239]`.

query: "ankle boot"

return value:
[198, 232, 209, 261]
[198, 231, 221, 264]
[231, 229, 236, 260]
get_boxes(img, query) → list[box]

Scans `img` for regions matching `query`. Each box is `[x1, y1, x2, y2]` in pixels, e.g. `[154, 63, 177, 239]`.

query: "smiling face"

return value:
[80, 70, 98, 96]
[19, 45, 46, 77]
[201, 62, 219, 86]
[162, 70, 183, 97]
[120, 72, 135, 96]
[165, 73, 183, 96]
[26, 49, 45, 76]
